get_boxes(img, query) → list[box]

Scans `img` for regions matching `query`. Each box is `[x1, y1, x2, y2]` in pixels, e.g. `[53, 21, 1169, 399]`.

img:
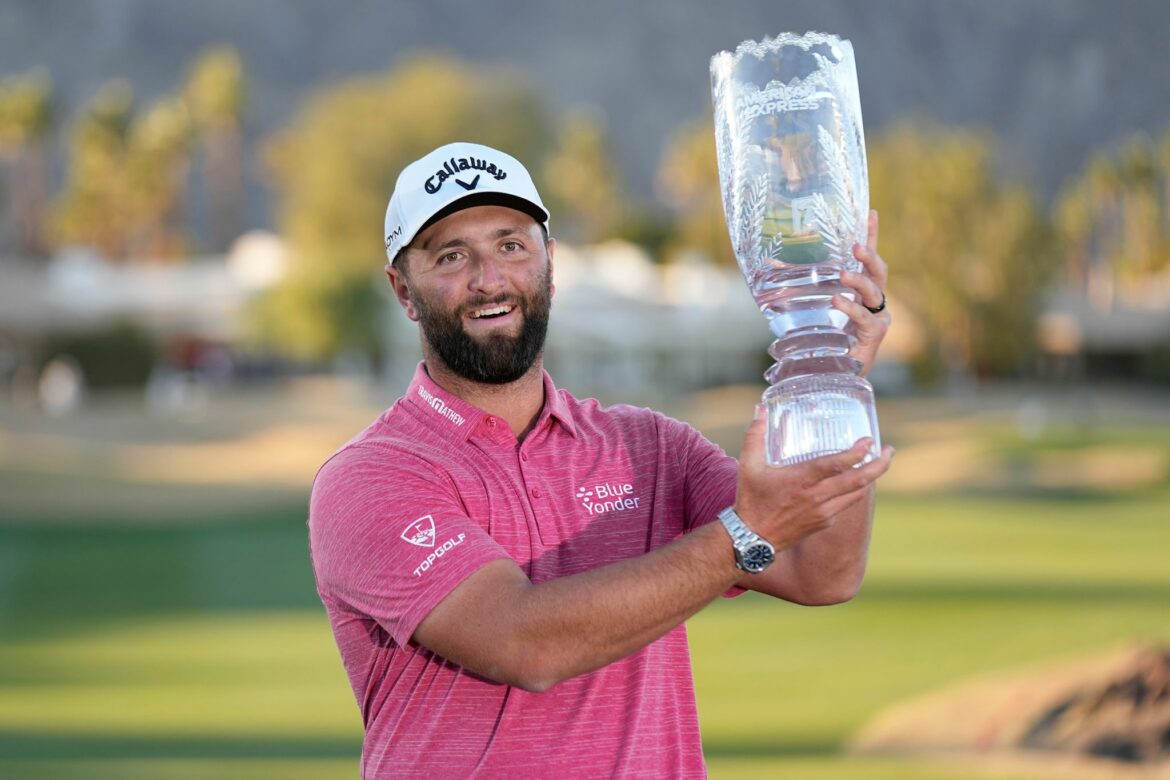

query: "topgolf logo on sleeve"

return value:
[401, 514, 468, 577]
[400, 515, 436, 547]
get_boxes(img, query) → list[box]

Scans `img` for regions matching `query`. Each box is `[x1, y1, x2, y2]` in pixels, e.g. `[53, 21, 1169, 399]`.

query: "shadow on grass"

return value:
[701, 736, 838, 758]
[718, 579, 1170, 613]
[0, 732, 837, 765]
[885, 486, 1168, 506]
[0, 508, 320, 639]
[860, 580, 1170, 605]
[0, 731, 359, 761]
[6, 505, 1168, 637]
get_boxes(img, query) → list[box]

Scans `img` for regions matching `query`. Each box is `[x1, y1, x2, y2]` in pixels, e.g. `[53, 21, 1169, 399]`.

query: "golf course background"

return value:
[1, 380, 1167, 779]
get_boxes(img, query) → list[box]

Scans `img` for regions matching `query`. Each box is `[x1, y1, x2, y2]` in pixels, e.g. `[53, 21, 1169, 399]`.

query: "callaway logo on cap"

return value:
[384, 142, 551, 261]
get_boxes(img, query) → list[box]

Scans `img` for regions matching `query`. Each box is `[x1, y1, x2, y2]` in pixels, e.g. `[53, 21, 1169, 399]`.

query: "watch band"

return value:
[718, 506, 760, 548]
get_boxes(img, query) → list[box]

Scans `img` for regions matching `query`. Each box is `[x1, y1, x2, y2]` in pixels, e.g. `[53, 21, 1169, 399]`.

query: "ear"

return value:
[386, 262, 420, 322]
[545, 237, 557, 299]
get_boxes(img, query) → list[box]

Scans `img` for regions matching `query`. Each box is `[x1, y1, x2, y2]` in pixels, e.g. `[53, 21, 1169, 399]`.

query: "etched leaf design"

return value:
[711, 78, 738, 228]
[729, 111, 755, 214]
[815, 122, 857, 262]
[751, 171, 768, 253]
[736, 172, 767, 262]
[765, 231, 785, 263]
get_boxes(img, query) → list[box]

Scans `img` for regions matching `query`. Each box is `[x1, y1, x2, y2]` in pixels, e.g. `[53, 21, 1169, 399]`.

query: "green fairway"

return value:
[1, 486, 1167, 779]
[2, 390, 1169, 779]
[0, 510, 365, 779]
[692, 490, 1170, 778]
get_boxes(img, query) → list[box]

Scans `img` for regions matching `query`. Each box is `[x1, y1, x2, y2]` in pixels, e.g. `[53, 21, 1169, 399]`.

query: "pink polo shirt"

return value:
[309, 363, 738, 778]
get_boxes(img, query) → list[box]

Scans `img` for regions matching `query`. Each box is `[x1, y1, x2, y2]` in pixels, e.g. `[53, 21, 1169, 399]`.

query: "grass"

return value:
[1, 388, 1169, 779]
[692, 490, 1170, 779]
[0, 513, 364, 779]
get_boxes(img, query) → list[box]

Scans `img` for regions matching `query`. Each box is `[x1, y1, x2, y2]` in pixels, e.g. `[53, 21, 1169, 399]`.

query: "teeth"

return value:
[470, 305, 513, 319]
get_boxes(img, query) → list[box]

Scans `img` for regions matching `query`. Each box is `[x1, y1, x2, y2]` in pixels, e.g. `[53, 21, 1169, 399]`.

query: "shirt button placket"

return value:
[518, 448, 539, 501]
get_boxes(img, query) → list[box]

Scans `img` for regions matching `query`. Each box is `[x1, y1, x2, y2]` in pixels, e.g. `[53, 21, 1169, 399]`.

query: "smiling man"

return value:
[308, 142, 895, 778]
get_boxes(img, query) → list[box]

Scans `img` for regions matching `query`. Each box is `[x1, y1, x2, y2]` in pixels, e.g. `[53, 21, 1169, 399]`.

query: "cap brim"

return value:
[415, 192, 549, 240]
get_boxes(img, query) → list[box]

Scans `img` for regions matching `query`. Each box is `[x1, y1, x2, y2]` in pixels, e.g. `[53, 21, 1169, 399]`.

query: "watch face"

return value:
[741, 542, 775, 573]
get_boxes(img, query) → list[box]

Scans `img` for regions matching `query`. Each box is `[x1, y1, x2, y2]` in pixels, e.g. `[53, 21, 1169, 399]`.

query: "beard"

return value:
[413, 266, 551, 385]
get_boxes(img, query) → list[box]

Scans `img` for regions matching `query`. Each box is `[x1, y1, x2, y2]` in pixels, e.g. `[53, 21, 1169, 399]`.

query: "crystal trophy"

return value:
[710, 32, 880, 466]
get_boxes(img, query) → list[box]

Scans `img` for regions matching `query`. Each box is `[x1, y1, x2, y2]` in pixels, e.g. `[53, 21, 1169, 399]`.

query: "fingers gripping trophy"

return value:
[710, 32, 881, 466]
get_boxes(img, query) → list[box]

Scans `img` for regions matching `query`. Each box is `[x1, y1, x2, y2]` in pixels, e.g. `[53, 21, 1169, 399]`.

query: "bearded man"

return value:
[308, 142, 894, 778]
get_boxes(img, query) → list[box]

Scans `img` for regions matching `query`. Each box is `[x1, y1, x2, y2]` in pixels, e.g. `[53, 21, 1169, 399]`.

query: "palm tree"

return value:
[184, 46, 246, 252]
[0, 70, 54, 258]
[125, 96, 194, 259]
[1055, 134, 1170, 309]
[54, 80, 134, 261]
[541, 109, 626, 244]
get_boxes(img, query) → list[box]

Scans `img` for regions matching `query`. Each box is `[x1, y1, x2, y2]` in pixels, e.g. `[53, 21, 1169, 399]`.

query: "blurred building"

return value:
[1038, 271, 1170, 382]
[0, 231, 286, 338]
[0, 232, 287, 410]
[2, 236, 919, 410]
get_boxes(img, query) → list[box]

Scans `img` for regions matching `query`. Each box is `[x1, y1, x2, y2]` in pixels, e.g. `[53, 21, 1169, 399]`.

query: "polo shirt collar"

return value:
[538, 367, 578, 438]
[403, 362, 577, 442]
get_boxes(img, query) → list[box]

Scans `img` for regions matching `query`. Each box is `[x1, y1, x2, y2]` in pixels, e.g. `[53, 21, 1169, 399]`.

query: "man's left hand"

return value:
[833, 209, 891, 376]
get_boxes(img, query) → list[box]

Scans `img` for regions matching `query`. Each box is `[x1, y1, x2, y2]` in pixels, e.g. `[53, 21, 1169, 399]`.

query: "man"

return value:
[308, 141, 894, 778]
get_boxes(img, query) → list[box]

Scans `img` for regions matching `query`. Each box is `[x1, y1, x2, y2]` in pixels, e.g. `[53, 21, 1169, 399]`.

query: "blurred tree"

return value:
[53, 80, 134, 261]
[184, 45, 246, 252]
[655, 118, 736, 268]
[43, 320, 158, 389]
[124, 96, 194, 259]
[253, 54, 552, 365]
[541, 109, 626, 244]
[869, 122, 1055, 381]
[0, 69, 54, 258]
[1055, 133, 1170, 304]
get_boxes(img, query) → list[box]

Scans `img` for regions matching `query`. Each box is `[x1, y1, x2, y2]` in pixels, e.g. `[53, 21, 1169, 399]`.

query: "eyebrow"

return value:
[422, 226, 527, 252]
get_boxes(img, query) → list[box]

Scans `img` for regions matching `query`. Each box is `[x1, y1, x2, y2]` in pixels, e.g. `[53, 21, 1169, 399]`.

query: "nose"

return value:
[468, 253, 506, 295]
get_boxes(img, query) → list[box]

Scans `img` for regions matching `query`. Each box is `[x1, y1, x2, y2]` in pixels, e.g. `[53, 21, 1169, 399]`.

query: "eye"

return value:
[436, 251, 463, 266]
[500, 240, 522, 253]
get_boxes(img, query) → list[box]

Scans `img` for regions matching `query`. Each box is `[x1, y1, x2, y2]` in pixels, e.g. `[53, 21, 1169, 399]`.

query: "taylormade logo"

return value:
[417, 385, 465, 426]
[575, 482, 641, 516]
[424, 156, 508, 194]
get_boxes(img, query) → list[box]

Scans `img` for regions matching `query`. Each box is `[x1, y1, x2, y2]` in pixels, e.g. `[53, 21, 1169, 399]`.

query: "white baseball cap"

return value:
[384, 141, 550, 262]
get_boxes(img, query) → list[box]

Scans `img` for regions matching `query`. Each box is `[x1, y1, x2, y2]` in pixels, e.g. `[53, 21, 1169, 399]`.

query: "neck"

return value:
[424, 357, 546, 440]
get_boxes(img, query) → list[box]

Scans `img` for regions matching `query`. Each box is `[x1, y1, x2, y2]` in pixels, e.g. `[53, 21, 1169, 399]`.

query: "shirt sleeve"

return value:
[308, 444, 513, 647]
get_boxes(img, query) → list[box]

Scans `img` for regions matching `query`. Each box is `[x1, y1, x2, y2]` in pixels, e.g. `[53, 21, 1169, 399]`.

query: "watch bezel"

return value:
[738, 540, 775, 573]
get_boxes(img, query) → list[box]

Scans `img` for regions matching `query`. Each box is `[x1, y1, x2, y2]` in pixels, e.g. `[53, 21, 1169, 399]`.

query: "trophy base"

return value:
[763, 372, 880, 467]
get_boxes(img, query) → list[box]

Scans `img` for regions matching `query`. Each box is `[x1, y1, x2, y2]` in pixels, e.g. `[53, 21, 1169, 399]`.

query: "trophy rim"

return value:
[710, 31, 853, 72]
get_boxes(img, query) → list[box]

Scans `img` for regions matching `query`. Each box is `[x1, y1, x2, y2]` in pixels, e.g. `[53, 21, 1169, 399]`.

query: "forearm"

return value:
[519, 521, 740, 687]
[744, 484, 875, 605]
[415, 520, 740, 692]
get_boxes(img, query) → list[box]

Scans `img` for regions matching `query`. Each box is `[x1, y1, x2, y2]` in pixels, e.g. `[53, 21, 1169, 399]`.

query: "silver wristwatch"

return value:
[718, 506, 775, 574]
